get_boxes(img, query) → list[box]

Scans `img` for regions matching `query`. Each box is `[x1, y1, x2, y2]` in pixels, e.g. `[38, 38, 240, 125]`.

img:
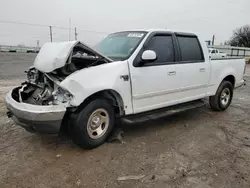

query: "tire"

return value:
[70, 99, 115, 149]
[209, 81, 233, 111]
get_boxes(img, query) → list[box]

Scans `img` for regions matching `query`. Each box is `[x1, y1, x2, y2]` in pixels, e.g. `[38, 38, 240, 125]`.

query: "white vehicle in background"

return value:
[5, 29, 245, 149]
[209, 48, 227, 59]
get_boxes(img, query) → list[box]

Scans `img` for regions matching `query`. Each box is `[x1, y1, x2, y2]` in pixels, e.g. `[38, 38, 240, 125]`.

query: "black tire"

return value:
[209, 81, 233, 111]
[70, 99, 115, 149]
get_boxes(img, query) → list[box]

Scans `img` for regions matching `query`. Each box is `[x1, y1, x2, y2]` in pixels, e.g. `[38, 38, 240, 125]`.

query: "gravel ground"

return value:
[0, 52, 36, 80]
[0, 53, 250, 188]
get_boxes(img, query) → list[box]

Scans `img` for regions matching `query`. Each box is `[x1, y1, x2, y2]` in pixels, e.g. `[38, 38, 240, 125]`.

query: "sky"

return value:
[0, 0, 249, 47]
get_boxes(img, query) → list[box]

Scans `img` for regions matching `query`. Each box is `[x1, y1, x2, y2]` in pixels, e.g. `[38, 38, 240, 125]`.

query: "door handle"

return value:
[168, 71, 176, 75]
[200, 68, 206, 72]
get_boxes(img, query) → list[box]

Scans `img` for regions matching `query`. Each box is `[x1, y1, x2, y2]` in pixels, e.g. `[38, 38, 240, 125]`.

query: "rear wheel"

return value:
[70, 99, 115, 149]
[209, 81, 233, 111]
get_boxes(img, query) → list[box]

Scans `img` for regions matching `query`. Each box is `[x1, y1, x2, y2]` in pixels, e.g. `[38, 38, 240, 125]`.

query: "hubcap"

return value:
[87, 109, 109, 139]
[220, 88, 231, 106]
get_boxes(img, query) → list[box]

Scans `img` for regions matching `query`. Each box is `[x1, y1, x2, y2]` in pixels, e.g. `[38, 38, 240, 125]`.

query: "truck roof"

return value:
[112, 28, 197, 35]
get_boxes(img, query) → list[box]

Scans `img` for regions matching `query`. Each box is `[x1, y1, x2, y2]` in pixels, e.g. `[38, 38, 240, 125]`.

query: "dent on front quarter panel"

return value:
[60, 79, 85, 106]
[59, 61, 133, 114]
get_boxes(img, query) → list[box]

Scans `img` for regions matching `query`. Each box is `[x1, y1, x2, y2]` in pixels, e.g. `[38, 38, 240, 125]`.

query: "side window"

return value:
[177, 36, 204, 62]
[211, 50, 216, 54]
[145, 35, 174, 63]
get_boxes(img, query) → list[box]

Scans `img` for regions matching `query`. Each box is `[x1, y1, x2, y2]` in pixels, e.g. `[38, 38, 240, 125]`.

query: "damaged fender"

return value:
[60, 61, 133, 115]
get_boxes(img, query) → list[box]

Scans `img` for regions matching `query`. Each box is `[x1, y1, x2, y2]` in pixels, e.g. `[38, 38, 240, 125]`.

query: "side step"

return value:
[122, 100, 206, 124]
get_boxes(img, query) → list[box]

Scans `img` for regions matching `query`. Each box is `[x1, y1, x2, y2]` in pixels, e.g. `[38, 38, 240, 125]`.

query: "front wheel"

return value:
[209, 81, 233, 111]
[70, 99, 115, 149]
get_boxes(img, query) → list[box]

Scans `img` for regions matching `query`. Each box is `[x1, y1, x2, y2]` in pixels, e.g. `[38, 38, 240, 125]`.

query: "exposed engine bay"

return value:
[12, 42, 112, 106]
[53, 43, 111, 78]
[12, 69, 72, 106]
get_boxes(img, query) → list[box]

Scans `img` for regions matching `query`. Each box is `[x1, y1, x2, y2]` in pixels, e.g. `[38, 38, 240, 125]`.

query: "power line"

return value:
[0, 20, 48, 27]
[0, 20, 109, 34]
[0, 20, 110, 46]
[77, 28, 109, 34]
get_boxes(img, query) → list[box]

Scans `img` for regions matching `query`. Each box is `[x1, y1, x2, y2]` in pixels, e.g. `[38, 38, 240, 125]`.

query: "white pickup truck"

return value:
[5, 29, 245, 149]
[209, 48, 227, 59]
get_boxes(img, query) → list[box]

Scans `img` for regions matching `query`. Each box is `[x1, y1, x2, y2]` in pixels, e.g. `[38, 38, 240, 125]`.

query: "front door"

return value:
[129, 33, 181, 113]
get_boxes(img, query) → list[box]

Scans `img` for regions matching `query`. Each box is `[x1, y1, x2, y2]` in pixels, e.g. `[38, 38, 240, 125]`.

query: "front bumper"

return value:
[4, 90, 66, 134]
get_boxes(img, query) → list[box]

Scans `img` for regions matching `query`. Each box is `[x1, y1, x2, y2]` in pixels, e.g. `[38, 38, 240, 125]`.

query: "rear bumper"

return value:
[235, 79, 245, 89]
[4, 90, 66, 134]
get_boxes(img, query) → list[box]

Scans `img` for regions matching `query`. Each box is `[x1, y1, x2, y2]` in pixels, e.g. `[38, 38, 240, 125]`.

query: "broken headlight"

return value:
[27, 68, 39, 83]
[52, 87, 73, 105]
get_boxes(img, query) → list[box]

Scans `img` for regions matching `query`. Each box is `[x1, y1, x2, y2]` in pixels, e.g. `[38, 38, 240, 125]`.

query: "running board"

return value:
[122, 100, 206, 124]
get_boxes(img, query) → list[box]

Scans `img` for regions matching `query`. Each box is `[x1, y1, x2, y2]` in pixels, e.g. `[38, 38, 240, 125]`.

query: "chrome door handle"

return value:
[200, 68, 205, 72]
[168, 71, 176, 75]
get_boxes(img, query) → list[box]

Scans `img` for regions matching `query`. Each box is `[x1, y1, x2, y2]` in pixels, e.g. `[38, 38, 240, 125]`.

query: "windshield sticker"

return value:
[127, 33, 144, 38]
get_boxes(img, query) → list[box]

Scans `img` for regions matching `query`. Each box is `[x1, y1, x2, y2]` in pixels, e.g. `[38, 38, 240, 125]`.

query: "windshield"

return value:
[95, 31, 146, 61]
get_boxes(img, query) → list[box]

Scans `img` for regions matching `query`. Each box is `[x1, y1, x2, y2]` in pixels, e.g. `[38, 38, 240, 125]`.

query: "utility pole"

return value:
[75, 27, 78, 40]
[212, 35, 215, 46]
[37, 40, 40, 48]
[49, 26, 52, 42]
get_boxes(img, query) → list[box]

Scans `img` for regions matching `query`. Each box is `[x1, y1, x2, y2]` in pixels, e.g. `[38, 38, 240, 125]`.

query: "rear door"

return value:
[175, 33, 210, 103]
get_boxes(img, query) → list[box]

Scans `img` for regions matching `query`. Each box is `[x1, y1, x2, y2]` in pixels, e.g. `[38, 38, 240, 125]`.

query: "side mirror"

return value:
[141, 50, 157, 61]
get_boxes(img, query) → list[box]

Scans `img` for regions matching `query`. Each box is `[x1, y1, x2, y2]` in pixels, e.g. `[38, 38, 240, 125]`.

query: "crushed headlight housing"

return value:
[51, 87, 73, 105]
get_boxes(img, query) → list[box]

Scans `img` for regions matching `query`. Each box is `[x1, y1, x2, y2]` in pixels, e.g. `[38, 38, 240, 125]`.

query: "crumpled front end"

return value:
[5, 90, 66, 133]
[4, 68, 72, 134]
[4, 41, 113, 134]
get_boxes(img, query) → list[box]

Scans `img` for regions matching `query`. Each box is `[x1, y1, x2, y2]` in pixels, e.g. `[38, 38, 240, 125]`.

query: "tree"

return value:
[229, 25, 250, 47]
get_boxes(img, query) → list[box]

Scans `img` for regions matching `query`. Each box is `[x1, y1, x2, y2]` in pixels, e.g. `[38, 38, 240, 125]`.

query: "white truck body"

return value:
[57, 30, 244, 114]
[5, 29, 245, 142]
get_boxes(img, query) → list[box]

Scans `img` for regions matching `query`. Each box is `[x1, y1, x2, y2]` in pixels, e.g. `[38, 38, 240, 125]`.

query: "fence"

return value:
[208, 45, 250, 57]
[0, 45, 40, 53]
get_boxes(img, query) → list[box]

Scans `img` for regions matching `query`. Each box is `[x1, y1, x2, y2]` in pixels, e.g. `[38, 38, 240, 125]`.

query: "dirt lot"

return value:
[0, 52, 250, 188]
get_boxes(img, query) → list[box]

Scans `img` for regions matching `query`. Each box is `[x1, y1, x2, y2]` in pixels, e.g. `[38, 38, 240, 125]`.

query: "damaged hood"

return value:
[34, 41, 112, 73]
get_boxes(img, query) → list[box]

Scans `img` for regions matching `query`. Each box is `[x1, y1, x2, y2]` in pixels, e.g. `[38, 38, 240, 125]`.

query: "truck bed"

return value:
[208, 57, 245, 96]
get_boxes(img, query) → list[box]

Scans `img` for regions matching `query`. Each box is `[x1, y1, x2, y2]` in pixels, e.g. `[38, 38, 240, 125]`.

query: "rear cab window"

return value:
[176, 34, 204, 63]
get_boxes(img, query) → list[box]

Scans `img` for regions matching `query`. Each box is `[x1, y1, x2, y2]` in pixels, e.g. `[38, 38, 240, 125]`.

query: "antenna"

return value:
[75, 27, 78, 40]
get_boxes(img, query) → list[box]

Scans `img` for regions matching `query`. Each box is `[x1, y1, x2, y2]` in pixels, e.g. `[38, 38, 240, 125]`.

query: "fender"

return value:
[60, 60, 133, 115]
[208, 64, 236, 96]
[217, 68, 235, 87]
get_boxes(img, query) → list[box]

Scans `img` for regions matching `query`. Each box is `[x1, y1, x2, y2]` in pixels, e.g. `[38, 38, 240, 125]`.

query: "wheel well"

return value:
[76, 90, 125, 116]
[223, 75, 235, 88]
